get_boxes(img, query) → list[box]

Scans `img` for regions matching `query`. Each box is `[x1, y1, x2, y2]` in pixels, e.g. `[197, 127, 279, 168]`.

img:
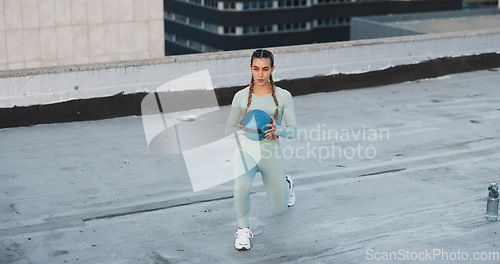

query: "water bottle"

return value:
[486, 183, 499, 221]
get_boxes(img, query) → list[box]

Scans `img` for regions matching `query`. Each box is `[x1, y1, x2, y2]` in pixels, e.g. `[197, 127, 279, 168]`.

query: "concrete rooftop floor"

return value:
[1, 68, 500, 263]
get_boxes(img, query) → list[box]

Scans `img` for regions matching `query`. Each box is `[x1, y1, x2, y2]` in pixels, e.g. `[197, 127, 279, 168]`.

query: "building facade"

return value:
[163, 0, 462, 55]
[0, 0, 164, 71]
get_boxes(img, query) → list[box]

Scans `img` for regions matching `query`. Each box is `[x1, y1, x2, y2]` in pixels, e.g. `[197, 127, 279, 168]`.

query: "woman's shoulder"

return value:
[235, 86, 250, 96]
[233, 86, 250, 100]
[274, 86, 293, 100]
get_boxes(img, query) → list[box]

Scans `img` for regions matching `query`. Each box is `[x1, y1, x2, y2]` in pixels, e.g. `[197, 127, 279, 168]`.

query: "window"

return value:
[244, 1, 273, 9]
[259, 1, 273, 8]
[176, 35, 188, 45]
[167, 33, 221, 53]
[223, 1, 236, 9]
[243, 24, 273, 34]
[203, 45, 219, 52]
[175, 14, 187, 23]
[165, 11, 221, 33]
[164, 11, 175, 20]
[314, 0, 367, 4]
[204, 22, 219, 33]
[243, 2, 255, 9]
[243, 25, 257, 34]
[278, 22, 306, 32]
[224, 26, 236, 34]
[278, 0, 307, 7]
[189, 40, 204, 51]
[205, 0, 218, 8]
[314, 17, 350, 27]
[190, 18, 203, 28]
[260, 25, 273, 32]
[165, 32, 175, 41]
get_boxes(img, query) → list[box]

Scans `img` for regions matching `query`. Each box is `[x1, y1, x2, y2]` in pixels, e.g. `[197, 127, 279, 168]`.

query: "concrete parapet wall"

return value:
[1, 29, 500, 127]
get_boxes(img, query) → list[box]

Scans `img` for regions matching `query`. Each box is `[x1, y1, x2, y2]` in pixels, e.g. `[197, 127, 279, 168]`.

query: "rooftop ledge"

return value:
[1, 28, 499, 79]
[0, 28, 499, 128]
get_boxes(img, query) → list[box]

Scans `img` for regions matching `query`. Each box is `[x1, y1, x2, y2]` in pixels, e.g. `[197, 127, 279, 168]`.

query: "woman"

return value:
[225, 49, 297, 250]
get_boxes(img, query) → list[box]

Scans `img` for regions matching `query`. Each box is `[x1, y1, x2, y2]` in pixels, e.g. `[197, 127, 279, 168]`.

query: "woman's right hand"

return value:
[237, 116, 246, 137]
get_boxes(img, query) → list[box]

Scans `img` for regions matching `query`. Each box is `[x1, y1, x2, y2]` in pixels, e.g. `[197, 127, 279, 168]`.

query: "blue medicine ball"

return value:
[241, 109, 272, 141]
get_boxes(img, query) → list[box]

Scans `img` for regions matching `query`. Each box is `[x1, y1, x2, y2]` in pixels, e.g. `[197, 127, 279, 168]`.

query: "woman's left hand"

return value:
[264, 116, 279, 140]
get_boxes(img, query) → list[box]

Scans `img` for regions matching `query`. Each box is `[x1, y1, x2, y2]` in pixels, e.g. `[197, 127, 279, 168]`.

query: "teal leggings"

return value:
[233, 139, 289, 228]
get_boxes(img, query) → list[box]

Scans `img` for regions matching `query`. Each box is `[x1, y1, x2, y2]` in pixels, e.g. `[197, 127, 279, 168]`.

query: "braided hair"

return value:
[245, 49, 279, 120]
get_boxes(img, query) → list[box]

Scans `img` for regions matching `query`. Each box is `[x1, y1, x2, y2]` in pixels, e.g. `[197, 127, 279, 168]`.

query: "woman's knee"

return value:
[234, 177, 252, 197]
[269, 200, 287, 216]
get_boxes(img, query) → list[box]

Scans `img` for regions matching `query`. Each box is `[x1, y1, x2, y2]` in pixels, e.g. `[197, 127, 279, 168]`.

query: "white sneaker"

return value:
[234, 228, 253, 250]
[286, 175, 295, 207]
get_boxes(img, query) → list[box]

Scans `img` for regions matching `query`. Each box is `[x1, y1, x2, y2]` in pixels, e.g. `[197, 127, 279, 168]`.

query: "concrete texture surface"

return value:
[0, 0, 164, 71]
[1, 68, 500, 263]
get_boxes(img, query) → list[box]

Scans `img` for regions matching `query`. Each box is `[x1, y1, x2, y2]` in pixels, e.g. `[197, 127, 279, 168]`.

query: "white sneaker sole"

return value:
[288, 192, 295, 207]
[235, 243, 251, 250]
[286, 175, 295, 207]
